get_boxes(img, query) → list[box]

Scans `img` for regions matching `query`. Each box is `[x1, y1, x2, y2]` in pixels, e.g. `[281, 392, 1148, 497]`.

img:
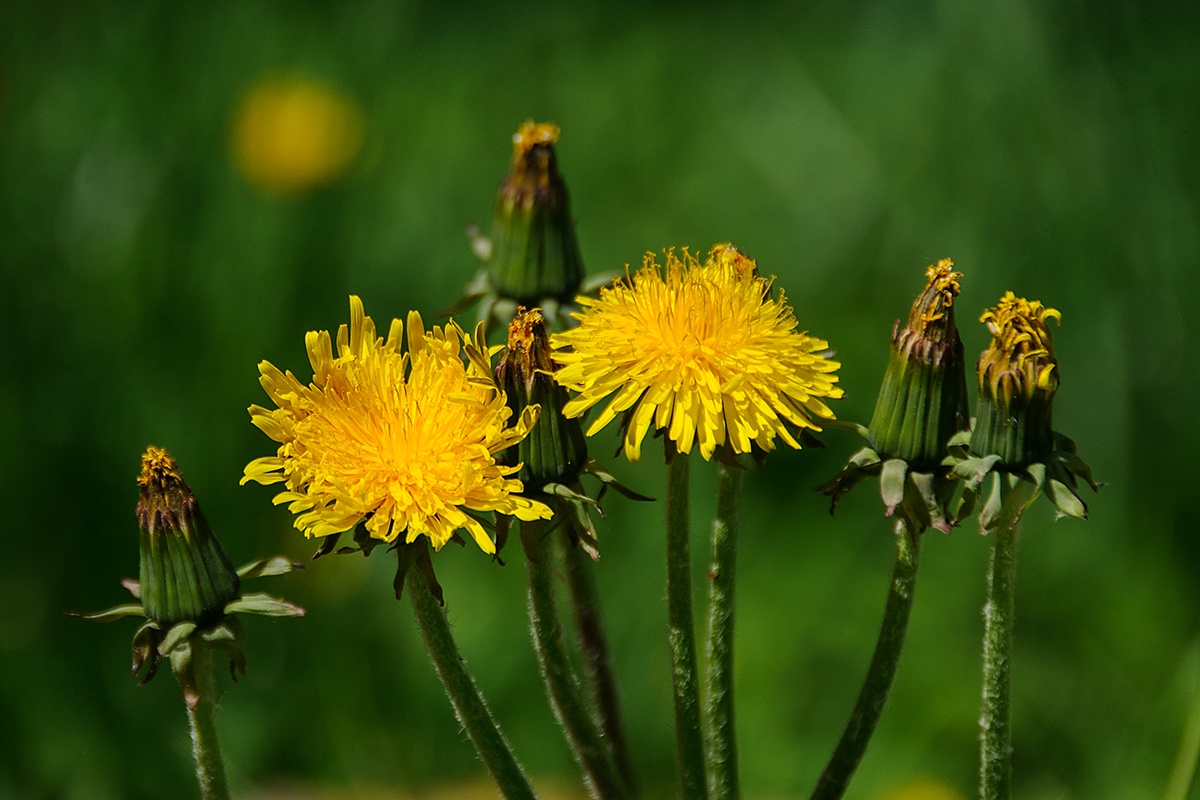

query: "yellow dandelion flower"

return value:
[551, 245, 844, 461]
[242, 296, 552, 554]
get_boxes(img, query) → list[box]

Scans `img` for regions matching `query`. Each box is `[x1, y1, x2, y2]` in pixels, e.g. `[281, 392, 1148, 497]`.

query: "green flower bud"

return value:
[487, 121, 585, 305]
[867, 259, 969, 468]
[496, 307, 588, 491]
[136, 447, 240, 627]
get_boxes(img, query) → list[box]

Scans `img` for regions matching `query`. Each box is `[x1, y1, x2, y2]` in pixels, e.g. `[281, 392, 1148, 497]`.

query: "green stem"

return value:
[178, 642, 232, 800]
[525, 521, 631, 799]
[666, 448, 708, 800]
[810, 521, 923, 800]
[407, 567, 539, 800]
[561, 525, 638, 793]
[980, 522, 1019, 800]
[704, 460, 743, 800]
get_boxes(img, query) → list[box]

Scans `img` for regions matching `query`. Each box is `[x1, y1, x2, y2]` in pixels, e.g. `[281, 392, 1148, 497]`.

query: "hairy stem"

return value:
[178, 642, 232, 800]
[980, 522, 1019, 800]
[704, 460, 743, 800]
[666, 449, 708, 800]
[408, 567, 539, 800]
[810, 521, 923, 800]
[525, 521, 631, 799]
[561, 526, 637, 792]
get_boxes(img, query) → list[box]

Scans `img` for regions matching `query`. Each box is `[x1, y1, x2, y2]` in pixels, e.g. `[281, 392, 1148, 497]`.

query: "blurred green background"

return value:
[2, 2, 1198, 798]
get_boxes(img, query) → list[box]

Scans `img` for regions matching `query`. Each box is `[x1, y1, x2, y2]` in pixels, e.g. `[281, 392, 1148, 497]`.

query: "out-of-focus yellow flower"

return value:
[551, 244, 843, 461]
[879, 777, 968, 800]
[232, 76, 363, 194]
[242, 296, 552, 553]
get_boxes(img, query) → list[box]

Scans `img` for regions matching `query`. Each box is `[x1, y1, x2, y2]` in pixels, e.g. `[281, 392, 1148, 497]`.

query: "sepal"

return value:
[224, 593, 306, 617]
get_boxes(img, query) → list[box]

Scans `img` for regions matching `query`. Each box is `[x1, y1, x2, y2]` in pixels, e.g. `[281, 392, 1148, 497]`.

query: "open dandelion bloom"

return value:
[242, 296, 551, 554]
[551, 245, 843, 461]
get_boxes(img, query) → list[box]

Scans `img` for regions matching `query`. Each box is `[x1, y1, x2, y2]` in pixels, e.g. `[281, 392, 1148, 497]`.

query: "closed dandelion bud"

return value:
[137, 447, 240, 627]
[497, 307, 587, 490]
[969, 293, 1060, 467]
[488, 121, 585, 305]
[868, 259, 969, 468]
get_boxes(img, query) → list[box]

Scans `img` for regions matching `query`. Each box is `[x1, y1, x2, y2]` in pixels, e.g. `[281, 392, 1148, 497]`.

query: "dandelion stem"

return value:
[407, 567, 539, 800]
[666, 448, 709, 800]
[810, 520, 922, 800]
[525, 520, 631, 799]
[561, 525, 637, 793]
[176, 642, 232, 800]
[980, 521, 1019, 800]
[704, 460, 743, 800]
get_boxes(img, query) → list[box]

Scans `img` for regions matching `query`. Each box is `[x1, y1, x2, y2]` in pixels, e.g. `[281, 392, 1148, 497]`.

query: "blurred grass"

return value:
[2, 1, 1199, 798]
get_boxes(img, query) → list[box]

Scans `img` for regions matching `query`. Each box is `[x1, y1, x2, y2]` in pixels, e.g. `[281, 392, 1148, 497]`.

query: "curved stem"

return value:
[525, 521, 631, 799]
[704, 461, 743, 800]
[666, 448, 708, 800]
[980, 522, 1019, 800]
[810, 521, 923, 800]
[177, 642, 232, 800]
[561, 526, 637, 792]
[407, 567, 539, 800]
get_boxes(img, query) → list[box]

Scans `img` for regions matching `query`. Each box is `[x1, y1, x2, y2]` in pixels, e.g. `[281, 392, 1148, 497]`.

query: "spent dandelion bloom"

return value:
[551, 244, 843, 461]
[232, 75, 363, 194]
[73, 446, 303, 688]
[242, 296, 552, 557]
[971, 292, 1061, 465]
[819, 259, 969, 534]
[493, 306, 650, 559]
[948, 292, 1097, 533]
[454, 120, 610, 332]
[486, 121, 584, 305]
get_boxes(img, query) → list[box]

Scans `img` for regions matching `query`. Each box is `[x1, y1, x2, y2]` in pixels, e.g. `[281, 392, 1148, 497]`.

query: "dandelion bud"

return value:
[137, 447, 240, 627]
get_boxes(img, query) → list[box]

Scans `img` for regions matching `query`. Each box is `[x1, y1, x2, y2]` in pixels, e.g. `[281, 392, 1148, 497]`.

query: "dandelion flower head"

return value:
[551, 245, 843, 461]
[242, 296, 551, 554]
